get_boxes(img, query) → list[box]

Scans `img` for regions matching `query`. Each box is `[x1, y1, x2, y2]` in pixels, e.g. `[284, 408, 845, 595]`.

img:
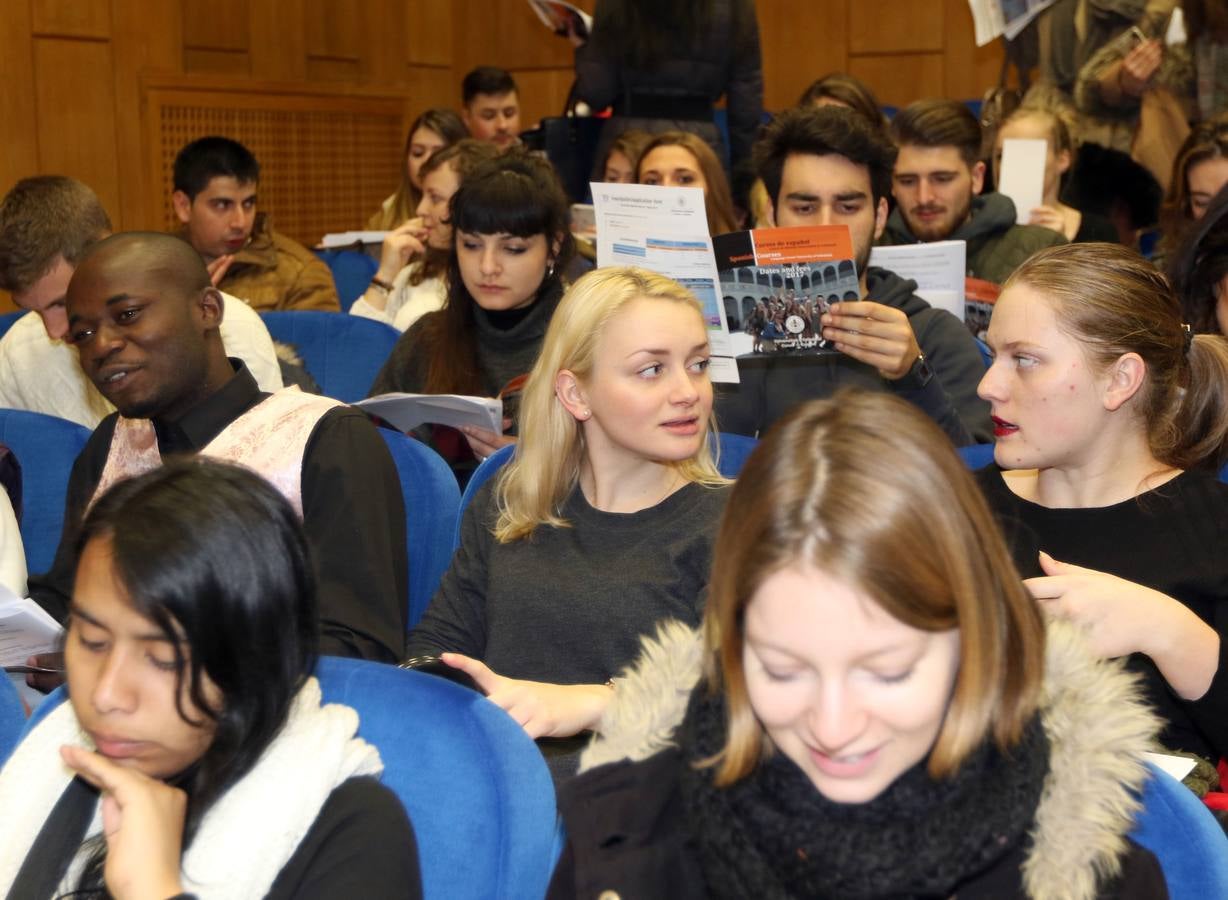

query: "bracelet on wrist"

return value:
[369, 276, 394, 294]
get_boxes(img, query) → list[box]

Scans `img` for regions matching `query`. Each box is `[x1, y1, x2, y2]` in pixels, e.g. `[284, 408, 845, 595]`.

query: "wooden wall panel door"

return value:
[33, 38, 123, 222]
[249, 0, 308, 81]
[182, 0, 251, 51]
[759, 0, 847, 111]
[406, 66, 458, 115]
[113, 0, 182, 230]
[30, 0, 111, 39]
[407, 0, 452, 68]
[943, 0, 1005, 101]
[0, 0, 40, 192]
[848, 0, 945, 54]
[848, 52, 946, 108]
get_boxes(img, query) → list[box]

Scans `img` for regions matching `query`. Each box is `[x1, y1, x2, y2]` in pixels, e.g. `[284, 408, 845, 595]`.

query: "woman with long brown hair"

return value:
[550, 392, 1166, 899]
[369, 148, 573, 479]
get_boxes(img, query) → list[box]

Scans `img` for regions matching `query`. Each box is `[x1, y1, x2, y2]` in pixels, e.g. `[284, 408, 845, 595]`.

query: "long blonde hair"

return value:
[494, 267, 726, 542]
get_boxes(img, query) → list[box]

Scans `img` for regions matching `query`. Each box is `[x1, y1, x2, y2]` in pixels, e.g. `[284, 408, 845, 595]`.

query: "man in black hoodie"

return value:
[880, 99, 1066, 285]
[716, 106, 991, 443]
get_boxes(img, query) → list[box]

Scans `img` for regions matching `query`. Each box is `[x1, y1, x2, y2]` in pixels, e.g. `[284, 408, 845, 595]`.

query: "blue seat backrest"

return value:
[19, 661, 560, 900]
[453, 433, 759, 549]
[376, 429, 460, 628]
[0, 311, 23, 341]
[259, 311, 400, 403]
[313, 249, 378, 312]
[1130, 765, 1228, 899]
[0, 676, 27, 766]
[0, 410, 93, 574]
[957, 443, 996, 470]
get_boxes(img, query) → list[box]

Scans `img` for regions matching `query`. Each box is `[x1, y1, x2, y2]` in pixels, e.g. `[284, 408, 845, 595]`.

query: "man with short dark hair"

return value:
[717, 106, 991, 443]
[461, 66, 522, 148]
[880, 99, 1065, 284]
[28, 232, 406, 662]
[0, 175, 283, 427]
[172, 136, 340, 311]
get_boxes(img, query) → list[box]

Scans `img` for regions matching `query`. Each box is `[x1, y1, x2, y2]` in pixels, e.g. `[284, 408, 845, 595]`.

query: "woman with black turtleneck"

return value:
[369, 149, 573, 484]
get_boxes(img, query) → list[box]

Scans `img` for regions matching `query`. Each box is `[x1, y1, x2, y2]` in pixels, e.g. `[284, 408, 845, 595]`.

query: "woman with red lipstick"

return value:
[0, 460, 420, 899]
[370, 148, 573, 483]
[977, 242, 1228, 766]
[549, 392, 1167, 900]
[406, 267, 731, 784]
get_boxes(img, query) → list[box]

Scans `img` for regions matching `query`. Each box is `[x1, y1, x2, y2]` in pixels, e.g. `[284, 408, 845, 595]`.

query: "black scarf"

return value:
[677, 683, 1050, 900]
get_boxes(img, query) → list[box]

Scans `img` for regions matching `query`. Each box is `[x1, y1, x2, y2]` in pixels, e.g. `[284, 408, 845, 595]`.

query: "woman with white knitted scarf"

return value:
[0, 459, 420, 899]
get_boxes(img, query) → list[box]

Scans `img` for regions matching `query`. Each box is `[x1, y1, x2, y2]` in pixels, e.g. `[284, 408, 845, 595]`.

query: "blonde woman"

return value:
[550, 392, 1166, 899]
[405, 267, 730, 781]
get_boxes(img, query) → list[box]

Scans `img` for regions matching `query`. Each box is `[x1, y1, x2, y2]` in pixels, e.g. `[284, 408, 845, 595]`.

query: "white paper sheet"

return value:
[0, 586, 61, 668]
[998, 138, 1048, 225]
[868, 241, 967, 321]
[318, 231, 388, 248]
[1142, 751, 1198, 783]
[591, 182, 739, 383]
[357, 393, 503, 433]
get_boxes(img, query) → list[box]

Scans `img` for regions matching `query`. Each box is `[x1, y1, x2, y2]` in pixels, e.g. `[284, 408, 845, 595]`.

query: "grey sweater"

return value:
[406, 479, 731, 781]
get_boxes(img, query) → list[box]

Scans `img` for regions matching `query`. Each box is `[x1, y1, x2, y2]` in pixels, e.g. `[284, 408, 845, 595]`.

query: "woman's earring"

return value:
[580, 409, 591, 420]
[546, 260, 556, 279]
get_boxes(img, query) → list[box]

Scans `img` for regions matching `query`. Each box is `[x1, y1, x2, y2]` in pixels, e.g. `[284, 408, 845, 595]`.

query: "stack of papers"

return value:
[0, 586, 61, 668]
[318, 231, 389, 248]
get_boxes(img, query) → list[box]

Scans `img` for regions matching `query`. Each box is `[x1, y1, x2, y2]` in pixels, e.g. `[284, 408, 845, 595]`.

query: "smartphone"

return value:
[399, 654, 481, 693]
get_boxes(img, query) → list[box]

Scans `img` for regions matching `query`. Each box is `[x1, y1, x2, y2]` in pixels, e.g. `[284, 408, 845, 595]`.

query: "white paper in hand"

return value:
[998, 139, 1048, 226]
[357, 393, 503, 434]
[0, 585, 62, 668]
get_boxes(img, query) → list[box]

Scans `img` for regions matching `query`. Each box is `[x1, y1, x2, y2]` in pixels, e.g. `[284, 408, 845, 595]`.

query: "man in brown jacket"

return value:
[171, 136, 340, 311]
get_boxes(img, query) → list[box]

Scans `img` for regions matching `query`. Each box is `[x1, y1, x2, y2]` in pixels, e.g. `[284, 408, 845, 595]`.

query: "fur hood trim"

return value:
[582, 619, 1161, 900]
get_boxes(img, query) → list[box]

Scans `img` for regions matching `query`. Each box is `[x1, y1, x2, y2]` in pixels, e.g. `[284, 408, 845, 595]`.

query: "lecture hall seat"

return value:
[19, 658, 561, 900]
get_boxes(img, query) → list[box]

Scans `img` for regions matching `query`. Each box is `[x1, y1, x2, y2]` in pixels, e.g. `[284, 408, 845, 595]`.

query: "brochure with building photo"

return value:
[715, 226, 857, 357]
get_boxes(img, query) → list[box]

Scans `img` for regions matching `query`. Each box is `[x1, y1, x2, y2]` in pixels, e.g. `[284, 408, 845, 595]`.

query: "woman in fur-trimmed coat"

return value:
[549, 394, 1169, 900]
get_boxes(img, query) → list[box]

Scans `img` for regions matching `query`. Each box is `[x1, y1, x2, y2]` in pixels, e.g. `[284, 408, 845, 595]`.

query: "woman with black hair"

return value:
[0, 459, 420, 899]
[370, 147, 574, 480]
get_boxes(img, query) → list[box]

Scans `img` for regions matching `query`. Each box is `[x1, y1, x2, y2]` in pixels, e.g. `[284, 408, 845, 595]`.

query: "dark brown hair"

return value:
[797, 72, 886, 131]
[637, 131, 738, 235]
[890, 98, 984, 168]
[421, 148, 573, 395]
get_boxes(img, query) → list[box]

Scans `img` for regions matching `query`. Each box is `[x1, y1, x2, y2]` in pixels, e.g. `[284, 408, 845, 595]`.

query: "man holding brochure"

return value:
[880, 99, 1066, 285]
[716, 106, 991, 443]
[26, 233, 407, 665]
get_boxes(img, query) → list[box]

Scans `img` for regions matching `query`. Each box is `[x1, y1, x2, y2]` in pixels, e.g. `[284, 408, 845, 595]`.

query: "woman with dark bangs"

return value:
[0, 459, 419, 898]
[370, 148, 573, 481]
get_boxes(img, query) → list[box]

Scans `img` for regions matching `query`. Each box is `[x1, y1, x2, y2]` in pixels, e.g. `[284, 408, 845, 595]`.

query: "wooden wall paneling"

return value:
[30, 0, 111, 39]
[942, 0, 1006, 101]
[112, 0, 182, 231]
[184, 48, 253, 76]
[847, 52, 946, 108]
[249, 0, 308, 82]
[758, 0, 846, 111]
[360, 0, 410, 87]
[848, 0, 945, 54]
[405, 66, 456, 114]
[512, 69, 579, 129]
[182, 0, 251, 51]
[305, 0, 361, 62]
[407, 0, 452, 68]
[0, 0, 41, 193]
[33, 38, 123, 223]
[306, 58, 362, 82]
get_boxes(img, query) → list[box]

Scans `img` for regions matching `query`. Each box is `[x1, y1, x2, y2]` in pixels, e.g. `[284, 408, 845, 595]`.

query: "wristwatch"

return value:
[898, 351, 934, 389]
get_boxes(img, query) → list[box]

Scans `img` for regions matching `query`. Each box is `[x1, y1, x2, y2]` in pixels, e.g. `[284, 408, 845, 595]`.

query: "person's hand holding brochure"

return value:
[358, 393, 503, 434]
